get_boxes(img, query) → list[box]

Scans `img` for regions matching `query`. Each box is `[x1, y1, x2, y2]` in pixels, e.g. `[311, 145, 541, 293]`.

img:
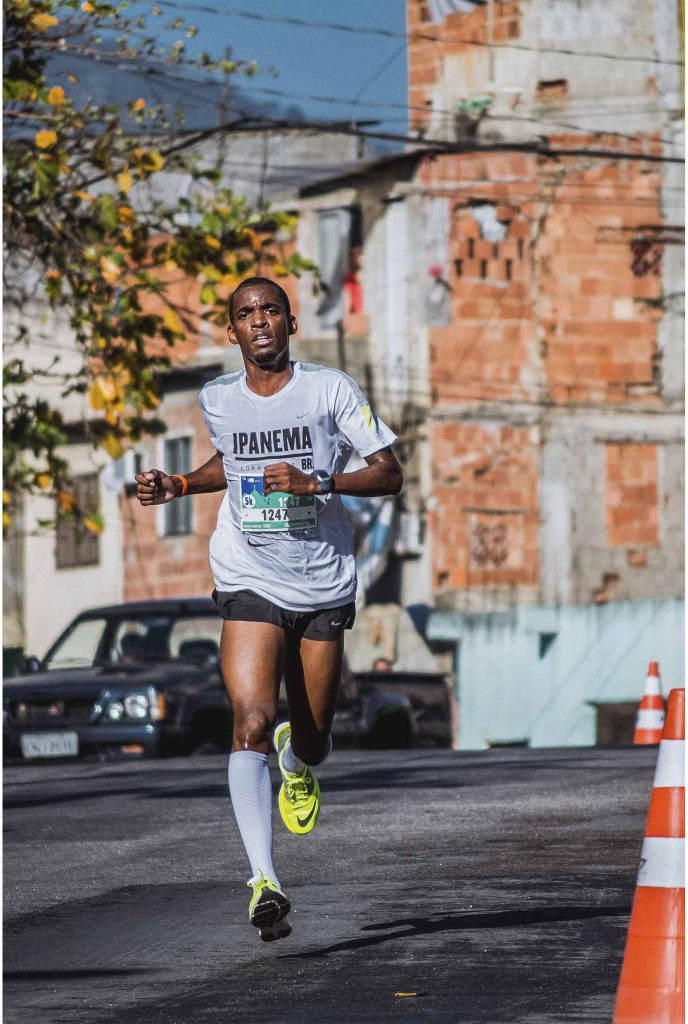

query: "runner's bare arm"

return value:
[263, 448, 402, 498]
[135, 451, 227, 506]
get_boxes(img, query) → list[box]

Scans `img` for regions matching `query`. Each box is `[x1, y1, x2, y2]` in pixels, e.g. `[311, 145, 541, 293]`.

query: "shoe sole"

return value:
[250, 888, 291, 930]
[259, 917, 292, 942]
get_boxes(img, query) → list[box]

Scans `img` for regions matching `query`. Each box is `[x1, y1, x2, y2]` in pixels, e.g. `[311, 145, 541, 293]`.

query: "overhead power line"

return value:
[159, 0, 682, 67]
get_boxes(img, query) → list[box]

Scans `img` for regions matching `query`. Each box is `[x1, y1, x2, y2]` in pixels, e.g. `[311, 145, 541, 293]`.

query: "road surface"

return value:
[4, 746, 656, 1023]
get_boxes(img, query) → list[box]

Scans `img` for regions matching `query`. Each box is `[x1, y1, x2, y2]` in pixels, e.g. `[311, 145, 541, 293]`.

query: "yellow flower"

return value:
[29, 13, 59, 32]
[35, 130, 58, 149]
[203, 234, 221, 251]
[47, 86, 65, 107]
[36, 473, 52, 489]
[117, 167, 133, 194]
[133, 148, 164, 174]
[131, 98, 146, 111]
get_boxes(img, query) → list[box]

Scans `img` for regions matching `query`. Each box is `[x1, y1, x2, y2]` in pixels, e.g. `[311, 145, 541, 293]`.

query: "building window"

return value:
[55, 474, 100, 569]
[163, 436, 192, 536]
[316, 205, 362, 331]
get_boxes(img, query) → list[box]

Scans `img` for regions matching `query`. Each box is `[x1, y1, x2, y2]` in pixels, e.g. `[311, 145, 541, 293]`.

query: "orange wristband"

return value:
[170, 473, 188, 496]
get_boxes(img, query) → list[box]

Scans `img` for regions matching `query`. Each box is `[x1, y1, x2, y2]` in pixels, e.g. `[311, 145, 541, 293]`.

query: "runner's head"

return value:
[227, 277, 297, 369]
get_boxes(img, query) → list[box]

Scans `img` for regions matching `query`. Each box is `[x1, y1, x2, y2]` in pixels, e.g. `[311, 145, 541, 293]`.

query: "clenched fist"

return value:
[135, 469, 183, 506]
[263, 462, 318, 497]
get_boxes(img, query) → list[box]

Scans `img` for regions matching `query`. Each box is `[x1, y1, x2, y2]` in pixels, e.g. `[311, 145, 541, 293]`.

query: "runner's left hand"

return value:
[263, 462, 318, 496]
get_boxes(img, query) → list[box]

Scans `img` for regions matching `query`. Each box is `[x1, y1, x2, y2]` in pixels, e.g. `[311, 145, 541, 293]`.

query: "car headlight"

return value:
[107, 700, 125, 721]
[124, 694, 149, 719]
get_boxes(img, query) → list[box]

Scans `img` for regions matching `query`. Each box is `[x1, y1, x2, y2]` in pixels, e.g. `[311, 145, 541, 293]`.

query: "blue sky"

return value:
[142, 1, 409, 135]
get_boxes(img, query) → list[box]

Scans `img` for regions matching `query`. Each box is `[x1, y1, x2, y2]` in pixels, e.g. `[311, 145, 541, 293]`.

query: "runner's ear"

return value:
[227, 321, 239, 346]
[288, 315, 298, 336]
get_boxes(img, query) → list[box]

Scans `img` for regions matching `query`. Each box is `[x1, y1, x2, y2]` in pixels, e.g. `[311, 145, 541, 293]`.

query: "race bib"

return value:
[239, 473, 317, 533]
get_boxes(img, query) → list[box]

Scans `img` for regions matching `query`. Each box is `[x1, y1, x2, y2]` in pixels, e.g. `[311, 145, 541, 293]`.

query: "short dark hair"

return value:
[228, 276, 292, 324]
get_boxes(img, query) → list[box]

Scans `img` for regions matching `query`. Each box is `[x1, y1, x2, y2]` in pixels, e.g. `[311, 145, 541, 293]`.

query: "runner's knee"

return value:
[233, 708, 275, 749]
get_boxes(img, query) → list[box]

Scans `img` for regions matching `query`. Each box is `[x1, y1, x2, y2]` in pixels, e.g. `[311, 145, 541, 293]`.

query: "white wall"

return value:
[428, 598, 684, 748]
[22, 446, 124, 658]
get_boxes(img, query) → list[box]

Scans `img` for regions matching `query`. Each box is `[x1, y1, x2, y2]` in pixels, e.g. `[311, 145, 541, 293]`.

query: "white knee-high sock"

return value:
[228, 750, 279, 886]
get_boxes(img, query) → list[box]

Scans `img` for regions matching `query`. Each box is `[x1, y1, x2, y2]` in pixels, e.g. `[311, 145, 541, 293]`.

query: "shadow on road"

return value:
[4, 968, 157, 981]
[279, 904, 630, 959]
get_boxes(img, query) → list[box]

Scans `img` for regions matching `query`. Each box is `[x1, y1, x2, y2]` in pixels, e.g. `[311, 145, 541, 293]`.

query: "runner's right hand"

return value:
[135, 469, 181, 505]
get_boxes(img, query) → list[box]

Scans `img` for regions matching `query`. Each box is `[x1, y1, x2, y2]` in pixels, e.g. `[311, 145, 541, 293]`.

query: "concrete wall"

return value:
[428, 598, 684, 748]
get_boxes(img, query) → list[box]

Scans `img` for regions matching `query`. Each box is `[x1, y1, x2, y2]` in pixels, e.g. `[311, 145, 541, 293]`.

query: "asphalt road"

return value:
[4, 746, 657, 1024]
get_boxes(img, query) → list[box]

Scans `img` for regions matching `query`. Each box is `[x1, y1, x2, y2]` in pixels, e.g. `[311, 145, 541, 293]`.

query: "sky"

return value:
[130, 0, 410, 136]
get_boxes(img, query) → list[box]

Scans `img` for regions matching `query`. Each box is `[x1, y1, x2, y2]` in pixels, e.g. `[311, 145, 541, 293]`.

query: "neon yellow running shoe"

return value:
[247, 871, 291, 942]
[274, 722, 321, 835]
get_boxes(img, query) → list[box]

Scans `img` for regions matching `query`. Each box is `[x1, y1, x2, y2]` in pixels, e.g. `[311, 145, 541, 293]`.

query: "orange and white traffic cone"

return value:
[634, 662, 665, 745]
[613, 687, 685, 1024]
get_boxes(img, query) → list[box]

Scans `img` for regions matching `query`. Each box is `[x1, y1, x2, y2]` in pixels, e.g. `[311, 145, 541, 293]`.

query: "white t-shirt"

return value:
[199, 361, 397, 611]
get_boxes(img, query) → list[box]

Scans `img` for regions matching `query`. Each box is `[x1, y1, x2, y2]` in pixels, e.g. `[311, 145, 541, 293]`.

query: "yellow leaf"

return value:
[3, 491, 10, 507]
[101, 434, 124, 459]
[36, 474, 52, 490]
[131, 98, 146, 111]
[46, 269, 61, 280]
[133, 148, 164, 174]
[122, 228, 134, 245]
[35, 130, 58, 149]
[3, 511, 12, 531]
[163, 308, 183, 333]
[99, 256, 120, 283]
[203, 234, 221, 250]
[83, 517, 104, 534]
[117, 167, 133, 194]
[81, 1, 95, 11]
[47, 86, 65, 108]
[220, 273, 241, 288]
[243, 228, 263, 250]
[29, 13, 59, 31]
[118, 205, 135, 224]
[271, 261, 288, 276]
[73, 190, 95, 202]
[163, 259, 178, 270]
[144, 389, 160, 408]
[68, 74, 78, 85]
[57, 490, 75, 512]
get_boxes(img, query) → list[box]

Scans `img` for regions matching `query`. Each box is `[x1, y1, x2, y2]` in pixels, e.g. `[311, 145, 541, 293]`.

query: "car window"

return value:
[111, 617, 171, 662]
[43, 618, 108, 670]
[169, 618, 222, 661]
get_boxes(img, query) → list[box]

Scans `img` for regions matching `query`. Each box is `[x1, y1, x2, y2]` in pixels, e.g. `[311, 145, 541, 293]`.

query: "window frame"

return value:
[156, 433, 193, 538]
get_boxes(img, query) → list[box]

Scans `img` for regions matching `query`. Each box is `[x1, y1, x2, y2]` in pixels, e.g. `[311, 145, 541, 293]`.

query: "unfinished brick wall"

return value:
[605, 443, 659, 548]
[419, 140, 666, 606]
[432, 422, 539, 595]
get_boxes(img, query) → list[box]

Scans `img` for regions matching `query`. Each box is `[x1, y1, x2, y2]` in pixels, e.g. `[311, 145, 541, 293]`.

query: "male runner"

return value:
[135, 276, 402, 941]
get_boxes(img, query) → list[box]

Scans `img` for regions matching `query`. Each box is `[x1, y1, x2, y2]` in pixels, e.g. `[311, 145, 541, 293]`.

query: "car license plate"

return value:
[20, 732, 79, 759]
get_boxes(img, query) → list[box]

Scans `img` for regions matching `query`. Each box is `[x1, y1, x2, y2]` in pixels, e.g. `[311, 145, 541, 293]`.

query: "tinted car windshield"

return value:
[42, 614, 222, 671]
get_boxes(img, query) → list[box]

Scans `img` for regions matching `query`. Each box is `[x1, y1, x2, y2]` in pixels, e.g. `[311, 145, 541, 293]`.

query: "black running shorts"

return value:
[212, 588, 356, 641]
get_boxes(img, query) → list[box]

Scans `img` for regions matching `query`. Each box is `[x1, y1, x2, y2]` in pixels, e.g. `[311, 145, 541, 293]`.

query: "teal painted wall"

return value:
[427, 599, 684, 749]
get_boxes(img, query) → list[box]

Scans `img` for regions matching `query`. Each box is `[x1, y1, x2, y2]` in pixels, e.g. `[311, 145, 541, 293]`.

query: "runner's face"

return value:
[227, 285, 297, 368]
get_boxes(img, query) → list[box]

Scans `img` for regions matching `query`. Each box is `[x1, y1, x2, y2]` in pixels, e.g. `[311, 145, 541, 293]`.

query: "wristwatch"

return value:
[313, 469, 335, 494]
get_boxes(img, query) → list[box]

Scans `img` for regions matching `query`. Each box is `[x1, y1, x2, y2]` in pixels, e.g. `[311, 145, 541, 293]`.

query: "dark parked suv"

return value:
[4, 598, 452, 762]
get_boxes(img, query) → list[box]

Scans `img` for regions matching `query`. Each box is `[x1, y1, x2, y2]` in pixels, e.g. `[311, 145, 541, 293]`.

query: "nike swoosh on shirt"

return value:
[297, 804, 317, 828]
[296, 412, 309, 419]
